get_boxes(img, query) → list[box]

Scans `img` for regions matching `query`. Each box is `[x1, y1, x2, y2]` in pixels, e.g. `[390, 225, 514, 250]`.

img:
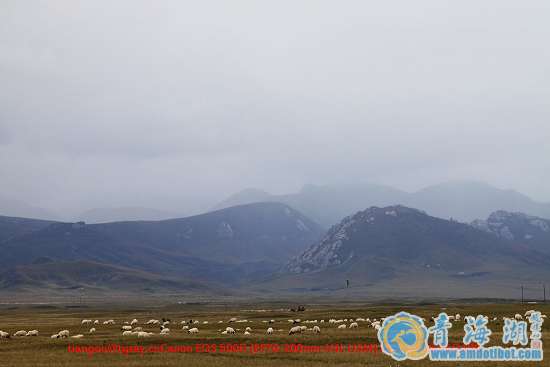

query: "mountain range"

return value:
[257, 206, 550, 299]
[0, 202, 323, 293]
[214, 181, 550, 227]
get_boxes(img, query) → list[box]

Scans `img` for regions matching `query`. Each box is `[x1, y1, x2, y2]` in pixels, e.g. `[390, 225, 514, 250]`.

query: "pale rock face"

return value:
[217, 221, 234, 238]
[471, 210, 550, 241]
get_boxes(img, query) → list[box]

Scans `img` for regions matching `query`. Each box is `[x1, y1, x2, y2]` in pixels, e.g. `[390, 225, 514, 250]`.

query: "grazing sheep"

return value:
[349, 322, 358, 329]
[50, 334, 59, 339]
[245, 327, 252, 332]
[162, 321, 170, 326]
[89, 328, 96, 334]
[130, 319, 138, 325]
[133, 327, 143, 332]
[122, 331, 133, 336]
[229, 318, 237, 323]
[94, 320, 99, 325]
[188, 328, 199, 334]
[313, 326, 321, 333]
[147, 320, 160, 325]
[121, 326, 132, 331]
[202, 321, 208, 324]
[160, 328, 170, 335]
[182, 326, 189, 331]
[225, 327, 235, 334]
[26, 330, 39, 336]
[221, 330, 228, 334]
[267, 327, 274, 334]
[288, 326, 302, 335]
[13, 330, 27, 337]
[81, 319, 92, 325]
[71, 335, 84, 339]
[103, 320, 115, 325]
[58, 330, 70, 338]
[137, 332, 152, 338]
[244, 331, 251, 335]
[0, 331, 10, 338]
[338, 324, 347, 329]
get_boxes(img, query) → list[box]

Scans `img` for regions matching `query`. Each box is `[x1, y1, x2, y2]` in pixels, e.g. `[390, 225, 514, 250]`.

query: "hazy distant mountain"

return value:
[0, 196, 57, 220]
[214, 183, 408, 227]
[213, 188, 272, 210]
[215, 181, 550, 226]
[472, 210, 550, 255]
[0, 202, 323, 291]
[404, 181, 550, 222]
[266, 205, 550, 297]
[78, 207, 180, 223]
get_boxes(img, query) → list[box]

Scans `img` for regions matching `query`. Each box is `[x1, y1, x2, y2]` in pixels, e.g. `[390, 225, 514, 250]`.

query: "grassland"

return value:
[0, 302, 549, 366]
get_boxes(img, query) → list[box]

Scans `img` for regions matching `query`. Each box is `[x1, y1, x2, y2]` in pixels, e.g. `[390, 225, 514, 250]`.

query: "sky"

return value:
[1, 0, 549, 219]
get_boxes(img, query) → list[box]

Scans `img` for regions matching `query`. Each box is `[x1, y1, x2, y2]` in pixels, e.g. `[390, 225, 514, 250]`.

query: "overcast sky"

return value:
[1, 0, 549, 218]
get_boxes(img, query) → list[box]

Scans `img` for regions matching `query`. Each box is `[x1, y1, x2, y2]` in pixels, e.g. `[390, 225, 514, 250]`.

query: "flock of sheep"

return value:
[0, 309, 545, 341]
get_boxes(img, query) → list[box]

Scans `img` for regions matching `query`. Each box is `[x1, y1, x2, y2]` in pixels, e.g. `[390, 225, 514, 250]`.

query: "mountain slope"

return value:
[0, 202, 323, 290]
[472, 211, 550, 255]
[266, 205, 550, 295]
[0, 215, 56, 243]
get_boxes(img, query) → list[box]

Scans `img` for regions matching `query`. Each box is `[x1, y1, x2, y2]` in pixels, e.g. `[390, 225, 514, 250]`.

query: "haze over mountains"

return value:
[1, 180, 550, 299]
[215, 181, 550, 227]
[0, 202, 322, 293]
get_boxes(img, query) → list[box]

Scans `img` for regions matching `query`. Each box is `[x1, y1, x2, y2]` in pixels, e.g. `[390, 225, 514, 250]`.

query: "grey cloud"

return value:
[1, 0, 549, 217]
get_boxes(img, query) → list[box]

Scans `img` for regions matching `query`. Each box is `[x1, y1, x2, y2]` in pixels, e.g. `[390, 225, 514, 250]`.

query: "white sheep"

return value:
[122, 331, 133, 336]
[514, 314, 523, 320]
[133, 327, 143, 332]
[288, 326, 302, 335]
[121, 326, 132, 331]
[188, 328, 199, 334]
[130, 319, 138, 325]
[13, 330, 27, 337]
[89, 328, 96, 334]
[244, 331, 251, 335]
[349, 322, 358, 329]
[267, 327, 274, 334]
[71, 334, 84, 339]
[26, 330, 39, 336]
[94, 320, 99, 325]
[245, 327, 252, 332]
[147, 320, 160, 325]
[313, 326, 321, 333]
[338, 324, 347, 329]
[0, 331, 10, 338]
[182, 325, 189, 331]
[81, 319, 92, 325]
[58, 330, 70, 338]
[50, 334, 59, 339]
[160, 328, 170, 335]
[103, 320, 115, 325]
[225, 327, 235, 334]
[138, 331, 152, 338]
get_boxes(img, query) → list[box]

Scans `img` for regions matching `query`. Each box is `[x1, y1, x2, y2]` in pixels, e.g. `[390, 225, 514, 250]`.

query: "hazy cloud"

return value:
[1, 0, 549, 218]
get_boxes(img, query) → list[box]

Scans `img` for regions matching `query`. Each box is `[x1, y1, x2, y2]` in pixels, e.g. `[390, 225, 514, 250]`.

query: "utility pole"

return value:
[521, 285, 524, 304]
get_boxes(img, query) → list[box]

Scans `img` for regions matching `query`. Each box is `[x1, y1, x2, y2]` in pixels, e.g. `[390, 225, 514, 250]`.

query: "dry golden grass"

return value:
[0, 302, 549, 366]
